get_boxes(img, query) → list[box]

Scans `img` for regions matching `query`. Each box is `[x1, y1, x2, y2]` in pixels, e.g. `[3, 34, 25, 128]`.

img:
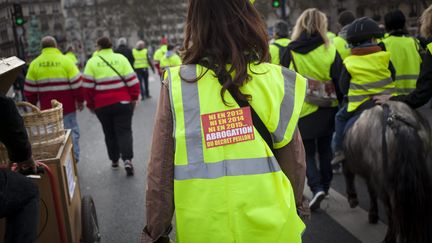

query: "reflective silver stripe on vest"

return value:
[271, 68, 297, 144]
[172, 65, 282, 180]
[167, 69, 177, 149]
[396, 75, 418, 81]
[349, 77, 393, 90]
[31, 77, 69, 84]
[348, 89, 396, 102]
[180, 65, 204, 164]
[175, 156, 280, 180]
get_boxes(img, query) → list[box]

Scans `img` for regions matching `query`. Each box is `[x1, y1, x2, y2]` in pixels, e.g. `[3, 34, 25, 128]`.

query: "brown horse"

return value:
[343, 101, 432, 243]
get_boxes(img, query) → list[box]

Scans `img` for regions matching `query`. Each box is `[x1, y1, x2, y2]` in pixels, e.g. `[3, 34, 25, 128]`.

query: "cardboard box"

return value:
[0, 56, 25, 95]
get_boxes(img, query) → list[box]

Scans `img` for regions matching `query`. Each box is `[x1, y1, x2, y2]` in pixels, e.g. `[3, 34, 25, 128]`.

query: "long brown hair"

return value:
[181, 0, 269, 104]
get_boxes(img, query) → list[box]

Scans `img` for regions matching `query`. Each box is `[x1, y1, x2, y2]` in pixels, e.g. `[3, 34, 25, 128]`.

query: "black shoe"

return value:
[112, 161, 119, 168]
[309, 191, 325, 211]
[146, 95, 152, 99]
[124, 160, 134, 176]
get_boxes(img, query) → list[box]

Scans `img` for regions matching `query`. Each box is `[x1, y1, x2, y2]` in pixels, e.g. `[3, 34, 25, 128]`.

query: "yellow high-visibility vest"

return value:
[84, 49, 136, 83]
[382, 35, 421, 94]
[26, 48, 81, 92]
[132, 48, 150, 69]
[428, 42, 432, 53]
[65, 51, 79, 65]
[333, 36, 350, 60]
[83, 49, 138, 107]
[327, 31, 336, 40]
[168, 63, 306, 243]
[160, 53, 182, 69]
[344, 51, 396, 112]
[289, 44, 338, 117]
[153, 45, 167, 62]
[269, 38, 290, 64]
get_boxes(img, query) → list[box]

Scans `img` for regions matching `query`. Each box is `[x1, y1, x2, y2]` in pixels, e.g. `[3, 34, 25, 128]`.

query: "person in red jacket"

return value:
[24, 36, 84, 163]
[83, 37, 140, 176]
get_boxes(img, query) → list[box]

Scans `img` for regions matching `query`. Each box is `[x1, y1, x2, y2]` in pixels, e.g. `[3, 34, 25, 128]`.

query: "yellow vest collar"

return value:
[98, 48, 114, 54]
[42, 47, 61, 54]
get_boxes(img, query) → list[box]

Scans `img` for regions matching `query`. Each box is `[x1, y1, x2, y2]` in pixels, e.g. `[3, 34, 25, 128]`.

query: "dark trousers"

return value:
[95, 103, 134, 162]
[135, 68, 150, 98]
[304, 136, 333, 194]
[0, 169, 39, 243]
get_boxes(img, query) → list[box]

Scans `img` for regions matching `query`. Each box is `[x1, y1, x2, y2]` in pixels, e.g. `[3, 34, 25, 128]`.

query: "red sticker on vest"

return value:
[201, 107, 255, 148]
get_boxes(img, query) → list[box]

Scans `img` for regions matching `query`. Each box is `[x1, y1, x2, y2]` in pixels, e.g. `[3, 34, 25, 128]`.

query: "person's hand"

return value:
[297, 197, 311, 220]
[373, 94, 392, 104]
[77, 101, 84, 111]
[154, 236, 171, 243]
[131, 100, 138, 111]
[17, 157, 37, 174]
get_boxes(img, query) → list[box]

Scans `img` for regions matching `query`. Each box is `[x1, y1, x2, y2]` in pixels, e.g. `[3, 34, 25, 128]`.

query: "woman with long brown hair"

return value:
[142, 0, 308, 242]
[281, 8, 343, 211]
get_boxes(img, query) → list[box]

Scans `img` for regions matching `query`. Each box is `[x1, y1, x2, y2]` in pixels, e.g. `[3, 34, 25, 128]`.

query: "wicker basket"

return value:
[0, 100, 65, 165]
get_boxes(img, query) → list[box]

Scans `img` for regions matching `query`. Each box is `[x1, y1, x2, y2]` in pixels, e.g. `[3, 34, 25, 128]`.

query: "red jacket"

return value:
[24, 48, 84, 115]
[82, 49, 140, 110]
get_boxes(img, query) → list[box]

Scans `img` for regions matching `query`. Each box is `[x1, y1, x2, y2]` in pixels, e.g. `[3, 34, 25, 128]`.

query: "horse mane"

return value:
[345, 101, 432, 243]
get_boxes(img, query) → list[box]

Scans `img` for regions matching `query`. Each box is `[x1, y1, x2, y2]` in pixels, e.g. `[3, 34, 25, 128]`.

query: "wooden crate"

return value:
[0, 130, 82, 243]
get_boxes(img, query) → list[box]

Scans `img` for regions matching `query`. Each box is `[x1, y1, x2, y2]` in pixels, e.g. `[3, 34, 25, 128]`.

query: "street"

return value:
[76, 73, 432, 243]
[2, 1, 431, 242]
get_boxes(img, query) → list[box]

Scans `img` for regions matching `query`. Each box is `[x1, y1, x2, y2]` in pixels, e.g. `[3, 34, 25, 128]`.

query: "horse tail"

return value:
[383, 106, 432, 243]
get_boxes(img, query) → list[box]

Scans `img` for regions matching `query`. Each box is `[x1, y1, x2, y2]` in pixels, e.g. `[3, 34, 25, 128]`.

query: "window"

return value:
[41, 20, 49, 31]
[53, 4, 60, 14]
[54, 22, 63, 31]
[39, 4, 46, 14]
[0, 29, 9, 42]
[28, 4, 35, 14]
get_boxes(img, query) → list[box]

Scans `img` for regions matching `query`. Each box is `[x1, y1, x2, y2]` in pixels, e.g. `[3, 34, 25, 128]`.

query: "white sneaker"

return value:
[124, 160, 134, 176]
[309, 191, 325, 211]
[332, 164, 343, 174]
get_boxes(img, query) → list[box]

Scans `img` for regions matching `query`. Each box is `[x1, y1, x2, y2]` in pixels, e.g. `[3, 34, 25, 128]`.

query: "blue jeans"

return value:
[0, 169, 40, 243]
[333, 104, 353, 152]
[304, 136, 333, 194]
[135, 68, 150, 98]
[64, 112, 80, 162]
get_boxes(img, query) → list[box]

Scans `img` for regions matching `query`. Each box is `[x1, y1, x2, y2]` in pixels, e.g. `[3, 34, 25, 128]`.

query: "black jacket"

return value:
[0, 94, 32, 163]
[115, 45, 134, 67]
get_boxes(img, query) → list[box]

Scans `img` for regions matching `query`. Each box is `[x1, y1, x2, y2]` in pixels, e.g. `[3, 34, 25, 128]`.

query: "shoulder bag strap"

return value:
[281, 47, 299, 72]
[217, 77, 274, 151]
[289, 50, 299, 72]
[98, 55, 127, 85]
[273, 42, 287, 63]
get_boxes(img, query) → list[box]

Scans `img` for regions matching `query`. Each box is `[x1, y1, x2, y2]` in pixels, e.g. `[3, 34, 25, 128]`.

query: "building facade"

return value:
[1, 0, 431, 60]
[0, 0, 66, 60]
[62, 0, 187, 60]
